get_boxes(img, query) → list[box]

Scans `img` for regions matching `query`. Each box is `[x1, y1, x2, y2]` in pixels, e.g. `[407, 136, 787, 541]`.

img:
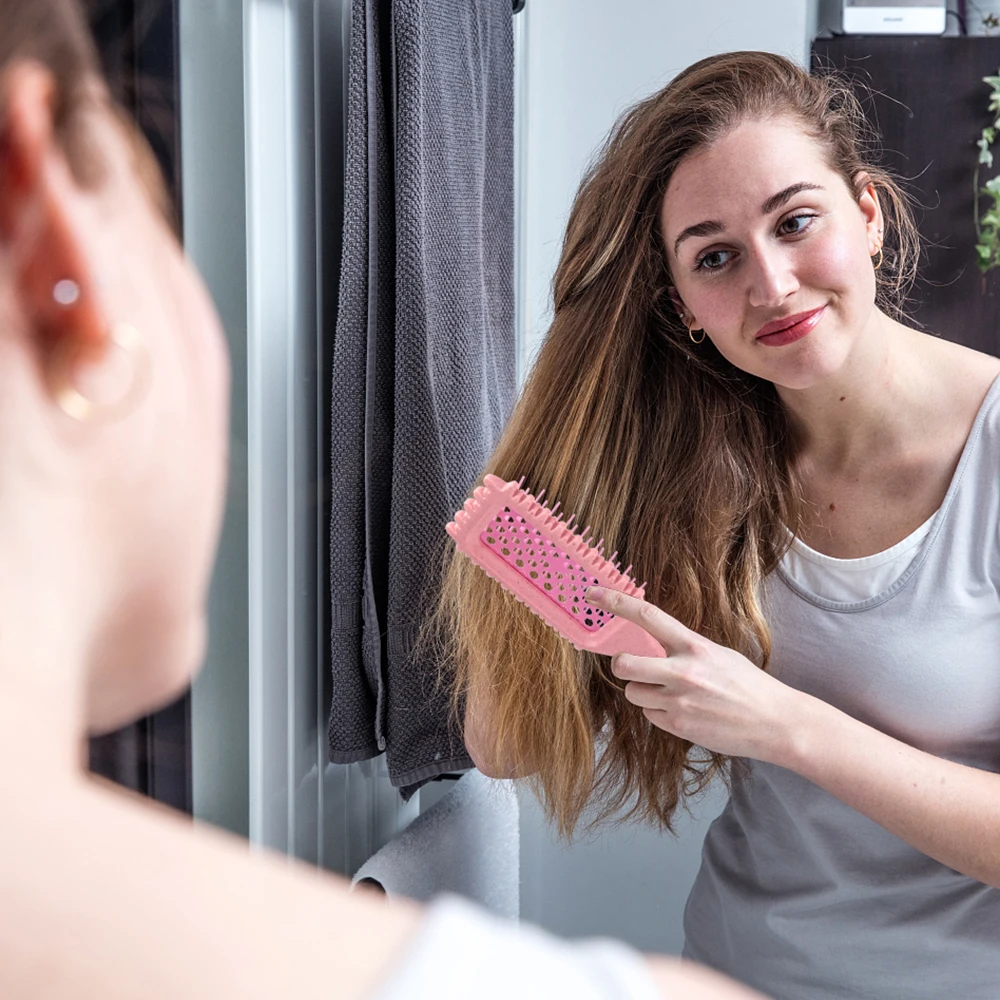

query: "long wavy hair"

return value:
[421, 51, 921, 839]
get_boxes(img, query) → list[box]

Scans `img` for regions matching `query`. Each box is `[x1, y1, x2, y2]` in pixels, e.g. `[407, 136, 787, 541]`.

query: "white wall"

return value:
[516, 0, 815, 954]
[520, 0, 813, 371]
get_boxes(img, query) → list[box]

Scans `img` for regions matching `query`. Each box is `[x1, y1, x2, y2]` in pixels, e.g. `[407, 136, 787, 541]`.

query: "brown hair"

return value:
[0, 0, 172, 218]
[0, 0, 102, 177]
[421, 51, 922, 839]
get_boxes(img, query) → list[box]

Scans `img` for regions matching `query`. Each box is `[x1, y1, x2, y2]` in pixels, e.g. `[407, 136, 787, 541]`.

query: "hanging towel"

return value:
[329, 0, 395, 763]
[351, 771, 520, 919]
[328, 0, 517, 795]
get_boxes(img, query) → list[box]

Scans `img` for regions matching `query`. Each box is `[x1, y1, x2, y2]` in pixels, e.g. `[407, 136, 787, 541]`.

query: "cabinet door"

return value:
[813, 36, 1000, 357]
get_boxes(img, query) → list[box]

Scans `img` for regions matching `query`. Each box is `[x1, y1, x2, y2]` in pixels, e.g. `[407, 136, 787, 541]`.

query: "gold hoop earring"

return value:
[689, 326, 706, 345]
[871, 246, 884, 270]
[52, 322, 151, 424]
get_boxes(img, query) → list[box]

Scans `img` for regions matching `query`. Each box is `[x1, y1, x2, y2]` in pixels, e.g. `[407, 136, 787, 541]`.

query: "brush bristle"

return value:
[453, 476, 647, 615]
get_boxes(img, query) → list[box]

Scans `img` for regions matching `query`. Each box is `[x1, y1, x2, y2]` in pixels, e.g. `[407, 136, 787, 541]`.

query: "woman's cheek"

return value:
[699, 296, 749, 359]
[804, 227, 874, 302]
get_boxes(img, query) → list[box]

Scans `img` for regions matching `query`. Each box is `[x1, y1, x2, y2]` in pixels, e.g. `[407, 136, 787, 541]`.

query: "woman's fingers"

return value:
[611, 654, 669, 684]
[585, 586, 697, 655]
[622, 680, 666, 707]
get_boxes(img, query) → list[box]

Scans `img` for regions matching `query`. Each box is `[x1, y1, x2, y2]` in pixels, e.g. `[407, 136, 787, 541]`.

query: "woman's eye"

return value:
[778, 213, 817, 236]
[694, 249, 735, 272]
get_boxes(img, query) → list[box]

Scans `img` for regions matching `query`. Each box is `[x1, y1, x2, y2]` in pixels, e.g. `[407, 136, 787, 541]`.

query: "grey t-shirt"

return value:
[684, 374, 1000, 999]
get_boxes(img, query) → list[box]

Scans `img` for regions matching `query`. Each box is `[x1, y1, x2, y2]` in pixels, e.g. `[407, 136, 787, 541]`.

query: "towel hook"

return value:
[513, 0, 525, 12]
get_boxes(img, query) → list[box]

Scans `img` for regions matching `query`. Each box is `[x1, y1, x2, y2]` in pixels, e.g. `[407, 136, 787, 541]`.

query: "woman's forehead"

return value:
[661, 120, 836, 234]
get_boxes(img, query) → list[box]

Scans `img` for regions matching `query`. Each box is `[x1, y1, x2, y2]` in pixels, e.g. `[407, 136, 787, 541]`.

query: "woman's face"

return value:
[660, 118, 883, 390]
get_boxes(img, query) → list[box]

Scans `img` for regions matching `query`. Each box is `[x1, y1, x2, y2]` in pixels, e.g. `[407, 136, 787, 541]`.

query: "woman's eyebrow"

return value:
[760, 181, 825, 215]
[673, 219, 725, 256]
[672, 181, 826, 256]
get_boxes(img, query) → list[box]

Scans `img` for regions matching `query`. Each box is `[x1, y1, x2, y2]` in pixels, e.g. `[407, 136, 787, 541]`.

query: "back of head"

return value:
[430, 51, 920, 838]
[0, 0, 102, 179]
[0, 0, 230, 740]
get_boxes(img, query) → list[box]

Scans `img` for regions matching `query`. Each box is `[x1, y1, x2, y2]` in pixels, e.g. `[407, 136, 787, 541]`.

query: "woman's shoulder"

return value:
[919, 336, 1000, 395]
[928, 344, 1000, 497]
[1, 776, 423, 1000]
[913, 337, 1000, 440]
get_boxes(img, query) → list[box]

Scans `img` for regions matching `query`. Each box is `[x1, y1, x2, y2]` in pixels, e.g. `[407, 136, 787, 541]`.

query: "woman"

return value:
[446, 51, 1000, 999]
[0, 2, 765, 998]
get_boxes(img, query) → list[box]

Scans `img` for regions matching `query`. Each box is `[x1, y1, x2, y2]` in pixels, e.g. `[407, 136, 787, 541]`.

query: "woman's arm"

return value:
[782, 695, 1000, 889]
[585, 585, 1000, 890]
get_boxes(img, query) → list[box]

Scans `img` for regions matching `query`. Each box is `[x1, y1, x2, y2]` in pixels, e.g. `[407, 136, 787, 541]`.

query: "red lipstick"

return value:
[755, 305, 826, 347]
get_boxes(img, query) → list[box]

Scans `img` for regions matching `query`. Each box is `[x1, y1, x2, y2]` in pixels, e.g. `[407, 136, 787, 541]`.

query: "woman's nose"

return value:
[746, 248, 798, 309]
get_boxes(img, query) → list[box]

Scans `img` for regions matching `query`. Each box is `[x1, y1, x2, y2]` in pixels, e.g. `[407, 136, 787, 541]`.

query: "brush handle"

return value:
[607, 619, 667, 659]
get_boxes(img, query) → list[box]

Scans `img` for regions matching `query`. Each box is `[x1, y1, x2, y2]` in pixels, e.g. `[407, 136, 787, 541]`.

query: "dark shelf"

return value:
[813, 36, 1000, 357]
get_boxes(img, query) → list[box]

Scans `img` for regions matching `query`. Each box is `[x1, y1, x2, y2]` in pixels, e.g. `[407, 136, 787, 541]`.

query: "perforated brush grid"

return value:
[480, 507, 614, 632]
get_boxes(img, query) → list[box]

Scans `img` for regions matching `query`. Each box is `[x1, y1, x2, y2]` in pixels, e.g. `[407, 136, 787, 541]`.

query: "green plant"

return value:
[974, 71, 1000, 274]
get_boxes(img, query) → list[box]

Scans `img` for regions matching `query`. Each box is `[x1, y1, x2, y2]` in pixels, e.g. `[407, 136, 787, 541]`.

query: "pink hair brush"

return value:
[446, 475, 666, 659]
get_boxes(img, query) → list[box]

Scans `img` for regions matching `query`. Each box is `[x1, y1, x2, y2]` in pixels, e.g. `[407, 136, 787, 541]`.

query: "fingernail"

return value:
[585, 586, 605, 602]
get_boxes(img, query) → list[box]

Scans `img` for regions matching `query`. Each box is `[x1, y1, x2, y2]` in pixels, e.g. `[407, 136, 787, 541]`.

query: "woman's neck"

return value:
[0, 671, 88, 794]
[0, 511, 95, 781]
[776, 316, 937, 478]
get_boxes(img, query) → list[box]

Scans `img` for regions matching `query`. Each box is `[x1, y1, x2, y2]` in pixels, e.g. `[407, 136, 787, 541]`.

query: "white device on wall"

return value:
[842, 0, 946, 34]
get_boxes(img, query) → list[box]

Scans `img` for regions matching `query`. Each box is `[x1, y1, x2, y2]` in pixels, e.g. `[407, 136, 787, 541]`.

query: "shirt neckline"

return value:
[774, 371, 1000, 614]
[782, 506, 938, 570]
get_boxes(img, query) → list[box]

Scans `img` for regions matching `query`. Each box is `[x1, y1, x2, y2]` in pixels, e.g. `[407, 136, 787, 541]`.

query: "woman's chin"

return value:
[85, 615, 208, 735]
[765, 343, 855, 393]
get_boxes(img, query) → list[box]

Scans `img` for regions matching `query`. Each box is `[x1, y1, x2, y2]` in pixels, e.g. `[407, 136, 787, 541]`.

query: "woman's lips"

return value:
[755, 305, 826, 347]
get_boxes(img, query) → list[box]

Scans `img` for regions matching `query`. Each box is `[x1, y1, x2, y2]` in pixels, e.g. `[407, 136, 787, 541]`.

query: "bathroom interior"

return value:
[86, 0, 1000, 969]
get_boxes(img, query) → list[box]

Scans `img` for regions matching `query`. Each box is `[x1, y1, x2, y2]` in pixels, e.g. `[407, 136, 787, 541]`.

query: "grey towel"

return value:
[328, 0, 516, 796]
[329, 0, 394, 763]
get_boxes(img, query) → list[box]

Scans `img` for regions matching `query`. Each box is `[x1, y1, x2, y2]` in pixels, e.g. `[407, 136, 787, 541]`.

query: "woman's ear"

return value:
[853, 170, 884, 252]
[0, 61, 108, 367]
[667, 285, 697, 330]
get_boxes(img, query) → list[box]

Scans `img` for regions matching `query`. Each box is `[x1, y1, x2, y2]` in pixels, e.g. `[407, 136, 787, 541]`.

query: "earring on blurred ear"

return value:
[871, 245, 884, 271]
[49, 282, 151, 424]
[688, 325, 706, 345]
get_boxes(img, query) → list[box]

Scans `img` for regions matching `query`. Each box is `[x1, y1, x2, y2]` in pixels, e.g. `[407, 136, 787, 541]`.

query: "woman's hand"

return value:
[585, 586, 805, 765]
[584, 587, 1000, 889]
